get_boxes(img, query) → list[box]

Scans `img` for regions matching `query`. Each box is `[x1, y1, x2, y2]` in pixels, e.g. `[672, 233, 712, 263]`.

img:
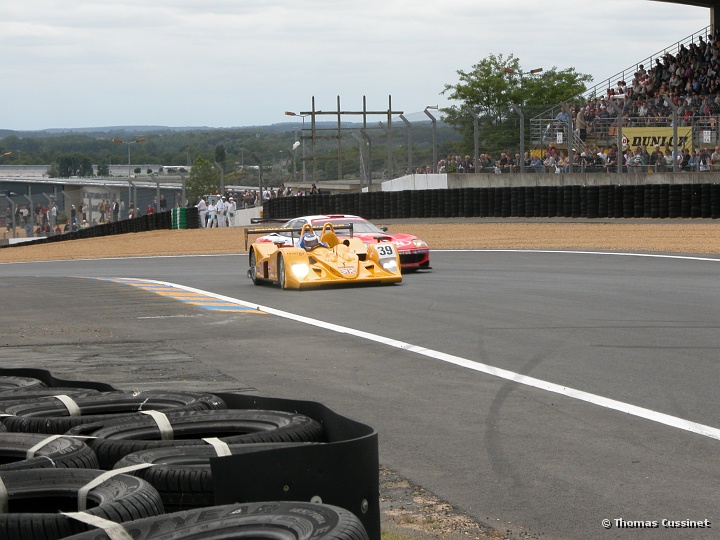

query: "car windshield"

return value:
[309, 218, 384, 234]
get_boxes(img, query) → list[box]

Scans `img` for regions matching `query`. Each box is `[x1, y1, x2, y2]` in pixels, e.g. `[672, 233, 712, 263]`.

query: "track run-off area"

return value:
[0, 248, 718, 539]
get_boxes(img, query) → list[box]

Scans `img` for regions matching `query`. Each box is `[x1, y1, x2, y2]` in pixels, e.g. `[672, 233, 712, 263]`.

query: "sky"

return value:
[0, 1, 711, 131]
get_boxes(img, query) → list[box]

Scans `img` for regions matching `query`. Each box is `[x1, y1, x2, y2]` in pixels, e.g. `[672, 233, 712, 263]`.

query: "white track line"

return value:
[434, 249, 720, 262]
[136, 275, 720, 442]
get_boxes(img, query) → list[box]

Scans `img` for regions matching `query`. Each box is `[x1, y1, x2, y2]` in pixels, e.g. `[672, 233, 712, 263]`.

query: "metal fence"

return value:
[1, 184, 184, 239]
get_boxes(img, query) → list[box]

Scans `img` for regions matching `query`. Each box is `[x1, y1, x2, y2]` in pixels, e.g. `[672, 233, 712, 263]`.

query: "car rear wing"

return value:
[249, 218, 290, 224]
[244, 224, 354, 250]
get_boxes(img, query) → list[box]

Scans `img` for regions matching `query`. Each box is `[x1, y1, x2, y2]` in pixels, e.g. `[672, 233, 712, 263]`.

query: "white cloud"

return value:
[0, 0, 711, 130]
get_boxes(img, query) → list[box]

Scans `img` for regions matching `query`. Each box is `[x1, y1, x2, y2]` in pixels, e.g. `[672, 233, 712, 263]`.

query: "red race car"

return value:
[254, 214, 430, 272]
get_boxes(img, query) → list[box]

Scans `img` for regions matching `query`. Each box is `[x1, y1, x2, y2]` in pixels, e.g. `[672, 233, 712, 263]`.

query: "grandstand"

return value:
[529, 1, 720, 171]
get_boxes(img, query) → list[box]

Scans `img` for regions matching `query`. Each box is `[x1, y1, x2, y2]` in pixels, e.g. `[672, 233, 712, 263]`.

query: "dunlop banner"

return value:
[622, 127, 692, 151]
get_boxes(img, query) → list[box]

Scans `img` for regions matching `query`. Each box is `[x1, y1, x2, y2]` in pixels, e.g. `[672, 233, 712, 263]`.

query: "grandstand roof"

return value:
[653, 0, 719, 8]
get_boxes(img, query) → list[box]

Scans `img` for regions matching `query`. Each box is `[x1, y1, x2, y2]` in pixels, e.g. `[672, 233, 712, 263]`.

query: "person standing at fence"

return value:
[196, 196, 207, 228]
[159, 194, 167, 212]
[112, 199, 119, 222]
[217, 196, 226, 228]
[576, 107, 587, 142]
[699, 147, 711, 171]
[98, 199, 106, 222]
[49, 202, 57, 227]
[710, 146, 720, 171]
[226, 197, 236, 227]
[207, 199, 218, 228]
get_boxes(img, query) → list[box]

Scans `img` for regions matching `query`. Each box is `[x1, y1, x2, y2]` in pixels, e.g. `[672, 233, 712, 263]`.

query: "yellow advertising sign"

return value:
[622, 127, 692, 151]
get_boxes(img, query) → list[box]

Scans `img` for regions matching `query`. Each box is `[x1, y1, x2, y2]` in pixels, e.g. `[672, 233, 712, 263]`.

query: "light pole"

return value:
[399, 114, 413, 174]
[606, 99, 624, 174]
[290, 141, 300, 182]
[285, 111, 309, 183]
[424, 105, 438, 172]
[502, 68, 542, 171]
[664, 98, 680, 172]
[508, 104, 526, 173]
[466, 109, 480, 172]
[251, 153, 263, 205]
[112, 138, 146, 180]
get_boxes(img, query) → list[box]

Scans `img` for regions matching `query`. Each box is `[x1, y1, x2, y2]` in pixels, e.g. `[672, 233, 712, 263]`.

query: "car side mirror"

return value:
[380, 226, 388, 232]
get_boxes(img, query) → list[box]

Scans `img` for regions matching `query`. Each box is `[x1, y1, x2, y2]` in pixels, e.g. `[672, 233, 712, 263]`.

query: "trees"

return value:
[441, 53, 592, 156]
[97, 161, 110, 177]
[185, 156, 220, 200]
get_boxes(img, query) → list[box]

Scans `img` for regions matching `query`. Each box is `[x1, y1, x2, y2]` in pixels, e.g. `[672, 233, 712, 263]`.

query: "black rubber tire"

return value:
[62, 501, 368, 540]
[66, 409, 326, 469]
[277, 253, 287, 289]
[0, 387, 102, 402]
[0, 376, 46, 390]
[249, 249, 262, 285]
[114, 442, 320, 511]
[1, 391, 226, 434]
[0, 433, 99, 470]
[0, 468, 164, 540]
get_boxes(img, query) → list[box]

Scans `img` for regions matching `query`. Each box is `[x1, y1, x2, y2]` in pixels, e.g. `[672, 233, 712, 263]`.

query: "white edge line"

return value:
[2, 250, 718, 266]
[136, 277, 720, 443]
[433, 249, 720, 262]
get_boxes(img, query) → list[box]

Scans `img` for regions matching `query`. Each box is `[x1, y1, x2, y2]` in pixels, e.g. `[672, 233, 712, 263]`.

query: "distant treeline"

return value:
[0, 123, 462, 181]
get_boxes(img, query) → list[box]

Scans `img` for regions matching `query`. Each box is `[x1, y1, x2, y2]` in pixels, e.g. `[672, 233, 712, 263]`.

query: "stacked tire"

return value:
[0, 373, 368, 540]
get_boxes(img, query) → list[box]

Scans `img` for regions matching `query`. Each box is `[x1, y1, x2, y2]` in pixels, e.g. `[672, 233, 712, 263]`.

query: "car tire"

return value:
[0, 433, 99, 470]
[0, 468, 164, 540]
[114, 442, 319, 511]
[66, 409, 325, 469]
[277, 253, 287, 289]
[1, 391, 226, 434]
[62, 501, 368, 540]
[249, 249, 262, 285]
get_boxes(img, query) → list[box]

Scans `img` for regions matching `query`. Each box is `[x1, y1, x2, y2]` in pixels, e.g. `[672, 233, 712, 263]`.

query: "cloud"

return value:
[0, 0, 711, 130]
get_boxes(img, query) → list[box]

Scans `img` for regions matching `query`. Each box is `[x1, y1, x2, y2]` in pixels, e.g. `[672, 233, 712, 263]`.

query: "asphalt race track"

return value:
[1, 249, 719, 539]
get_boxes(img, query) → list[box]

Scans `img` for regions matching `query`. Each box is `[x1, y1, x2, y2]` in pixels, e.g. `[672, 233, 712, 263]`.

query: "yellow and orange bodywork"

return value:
[248, 225, 402, 289]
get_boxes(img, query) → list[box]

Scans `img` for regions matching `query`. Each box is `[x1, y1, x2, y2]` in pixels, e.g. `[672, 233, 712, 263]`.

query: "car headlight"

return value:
[381, 260, 398, 271]
[412, 239, 428, 248]
[291, 263, 310, 279]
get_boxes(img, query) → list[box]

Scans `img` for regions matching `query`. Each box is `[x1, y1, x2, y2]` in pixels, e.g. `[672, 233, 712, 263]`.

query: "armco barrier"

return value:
[263, 183, 720, 221]
[0, 208, 200, 250]
[0, 367, 381, 540]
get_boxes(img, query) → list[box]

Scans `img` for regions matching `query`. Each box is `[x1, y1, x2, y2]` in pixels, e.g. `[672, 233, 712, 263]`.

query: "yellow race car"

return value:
[245, 222, 402, 289]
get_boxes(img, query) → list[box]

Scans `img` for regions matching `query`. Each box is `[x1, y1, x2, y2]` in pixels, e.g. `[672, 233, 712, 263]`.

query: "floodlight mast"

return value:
[285, 111, 308, 183]
[424, 105, 438, 172]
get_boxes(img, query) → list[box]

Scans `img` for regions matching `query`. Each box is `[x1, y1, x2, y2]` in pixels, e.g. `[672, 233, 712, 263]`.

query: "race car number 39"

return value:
[377, 245, 395, 256]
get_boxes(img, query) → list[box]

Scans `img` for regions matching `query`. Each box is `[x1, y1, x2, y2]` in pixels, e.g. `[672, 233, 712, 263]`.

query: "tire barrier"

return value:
[65, 409, 326, 469]
[0, 391, 226, 434]
[262, 183, 720, 221]
[0, 433, 99, 470]
[63, 501, 369, 540]
[0, 468, 164, 539]
[114, 442, 321, 511]
[0, 387, 101, 402]
[0, 376, 47, 390]
[0, 368, 380, 539]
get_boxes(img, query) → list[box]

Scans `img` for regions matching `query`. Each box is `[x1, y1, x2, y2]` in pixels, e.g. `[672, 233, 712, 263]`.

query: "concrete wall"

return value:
[377, 172, 720, 192]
